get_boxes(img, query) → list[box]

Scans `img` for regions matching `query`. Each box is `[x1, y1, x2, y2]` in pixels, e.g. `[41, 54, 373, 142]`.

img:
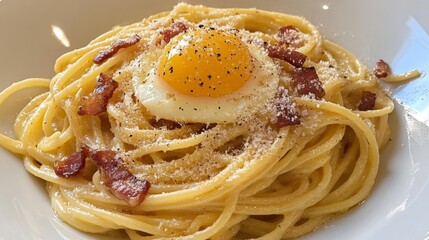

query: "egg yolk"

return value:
[157, 29, 252, 98]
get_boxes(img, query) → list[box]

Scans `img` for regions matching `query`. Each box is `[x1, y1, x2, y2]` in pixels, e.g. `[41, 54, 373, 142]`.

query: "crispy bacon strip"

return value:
[78, 73, 118, 115]
[278, 25, 300, 45]
[276, 88, 300, 127]
[162, 22, 188, 43]
[93, 34, 141, 64]
[54, 146, 89, 178]
[374, 59, 391, 78]
[267, 45, 307, 68]
[290, 67, 325, 99]
[91, 150, 151, 206]
[357, 91, 377, 111]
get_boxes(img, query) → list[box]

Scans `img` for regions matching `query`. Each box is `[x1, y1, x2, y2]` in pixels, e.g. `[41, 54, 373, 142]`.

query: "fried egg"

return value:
[133, 28, 280, 123]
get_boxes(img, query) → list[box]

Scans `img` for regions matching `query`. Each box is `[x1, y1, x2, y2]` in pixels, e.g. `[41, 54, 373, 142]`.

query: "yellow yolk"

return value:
[157, 29, 253, 98]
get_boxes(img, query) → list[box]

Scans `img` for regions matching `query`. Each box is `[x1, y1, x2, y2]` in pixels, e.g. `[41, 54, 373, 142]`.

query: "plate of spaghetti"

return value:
[0, 1, 428, 240]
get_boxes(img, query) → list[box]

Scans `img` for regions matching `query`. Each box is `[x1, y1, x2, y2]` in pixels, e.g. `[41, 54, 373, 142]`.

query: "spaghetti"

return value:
[0, 3, 401, 239]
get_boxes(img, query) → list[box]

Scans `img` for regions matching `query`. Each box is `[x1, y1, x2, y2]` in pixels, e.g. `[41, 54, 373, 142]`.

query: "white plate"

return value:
[0, 0, 428, 239]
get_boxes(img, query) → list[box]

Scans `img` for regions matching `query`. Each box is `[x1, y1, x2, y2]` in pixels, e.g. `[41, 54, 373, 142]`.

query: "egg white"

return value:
[132, 44, 280, 123]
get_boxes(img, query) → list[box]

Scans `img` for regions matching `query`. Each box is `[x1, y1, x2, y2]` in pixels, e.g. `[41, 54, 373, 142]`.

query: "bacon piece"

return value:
[78, 73, 118, 115]
[276, 88, 300, 127]
[91, 150, 151, 206]
[374, 59, 391, 78]
[278, 25, 300, 45]
[267, 45, 307, 68]
[93, 35, 141, 64]
[162, 22, 188, 43]
[357, 91, 377, 111]
[54, 146, 89, 178]
[290, 67, 325, 99]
